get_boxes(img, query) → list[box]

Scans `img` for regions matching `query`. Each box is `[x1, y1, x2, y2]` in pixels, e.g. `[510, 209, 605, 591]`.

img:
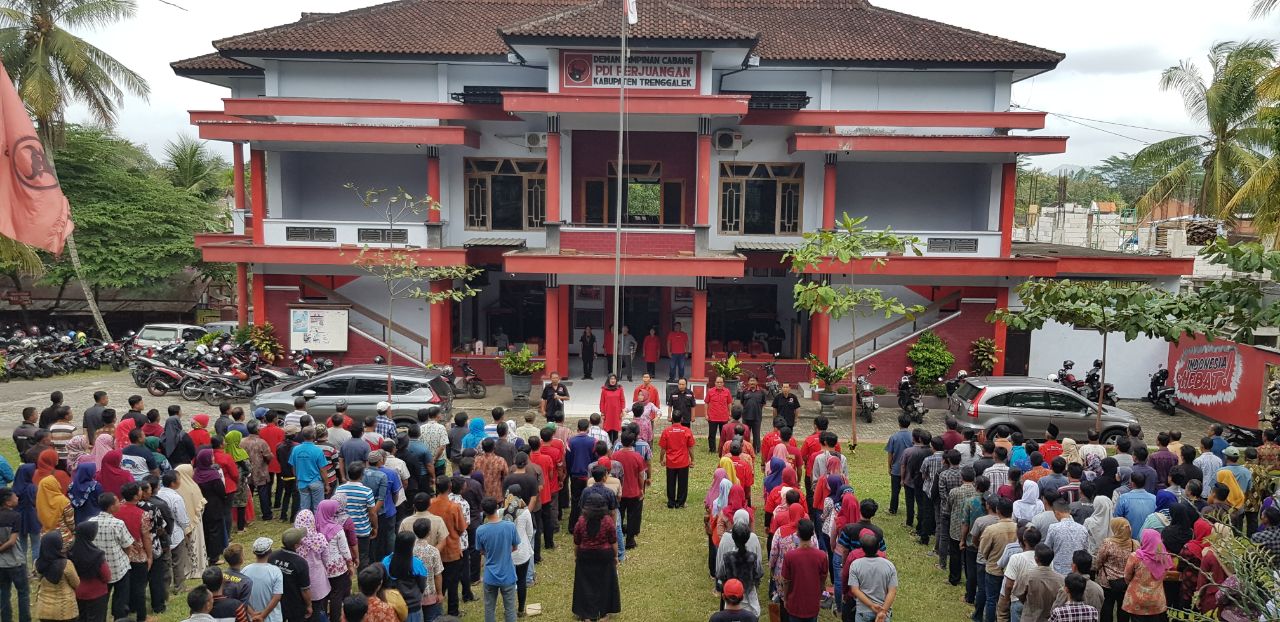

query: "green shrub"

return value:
[970, 337, 1001, 375]
[497, 345, 545, 376]
[907, 330, 954, 385]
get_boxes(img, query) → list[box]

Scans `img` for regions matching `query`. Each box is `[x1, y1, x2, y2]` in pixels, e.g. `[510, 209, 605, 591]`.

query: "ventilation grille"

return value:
[357, 228, 409, 244]
[285, 227, 336, 242]
[721, 90, 812, 110]
[926, 237, 979, 253]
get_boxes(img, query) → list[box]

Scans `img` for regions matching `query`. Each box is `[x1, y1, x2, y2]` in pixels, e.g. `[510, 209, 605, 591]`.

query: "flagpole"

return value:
[611, 1, 628, 377]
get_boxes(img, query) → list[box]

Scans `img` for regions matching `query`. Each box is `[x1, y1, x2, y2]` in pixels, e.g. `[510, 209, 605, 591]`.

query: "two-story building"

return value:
[176, 0, 1192, 392]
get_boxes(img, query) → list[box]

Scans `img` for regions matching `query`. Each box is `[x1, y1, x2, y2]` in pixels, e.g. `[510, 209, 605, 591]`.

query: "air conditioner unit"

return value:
[525, 132, 548, 149]
[714, 129, 743, 152]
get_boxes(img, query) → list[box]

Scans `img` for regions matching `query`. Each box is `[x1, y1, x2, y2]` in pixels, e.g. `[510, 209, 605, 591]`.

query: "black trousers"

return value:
[964, 546, 978, 603]
[255, 481, 273, 521]
[948, 537, 962, 585]
[277, 477, 298, 522]
[114, 562, 146, 622]
[646, 362, 657, 377]
[707, 423, 720, 453]
[582, 355, 594, 379]
[530, 505, 543, 563]
[917, 489, 934, 544]
[568, 477, 588, 530]
[515, 561, 530, 613]
[78, 594, 108, 622]
[889, 474, 902, 513]
[745, 418, 762, 453]
[149, 550, 169, 613]
[904, 485, 917, 527]
[442, 559, 464, 616]
[667, 467, 689, 505]
[619, 497, 642, 539]
[540, 501, 557, 549]
[1101, 582, 1129, 622]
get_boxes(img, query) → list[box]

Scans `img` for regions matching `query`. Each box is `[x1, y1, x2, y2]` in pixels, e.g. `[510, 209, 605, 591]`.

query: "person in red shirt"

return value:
[728, 441, 755, 504]
[800, 416, 832, 498]
[1039, 423, 1064, 466]
[527, 436, 558, 550]
[720, 407, 753, 451]
[632, 373, 661, 410]
[760, 416, 787, 469]
[641, 328, 661, 378]
[780, 519, 829, 621]
[598, 374, 626, 443]
[613, 431, 648, 549]
[940, 416, 965, 452]
[705, 376, 733, 453]
[720, 427, 756, 460]
[659, 414, 696, 508]
[666, 322, 689, 383]
[258, 412, 285, 515]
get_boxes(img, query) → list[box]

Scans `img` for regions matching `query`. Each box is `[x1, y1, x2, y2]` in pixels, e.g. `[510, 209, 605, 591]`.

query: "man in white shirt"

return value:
[1000, 524, 1041, 621]
[283, 397, 309, 429]
[156, 472, 191, 592]
[91, 493, 135, 619]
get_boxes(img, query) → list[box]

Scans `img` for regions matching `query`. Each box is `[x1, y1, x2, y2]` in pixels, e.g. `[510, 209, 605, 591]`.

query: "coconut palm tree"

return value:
[163, 135, 230, 201]
[1133, 41, 1279, 227]
[0, 0, 149, 340]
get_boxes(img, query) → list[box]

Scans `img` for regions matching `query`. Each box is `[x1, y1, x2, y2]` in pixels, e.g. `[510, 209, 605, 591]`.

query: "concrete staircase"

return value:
[832, 291, 964, 367]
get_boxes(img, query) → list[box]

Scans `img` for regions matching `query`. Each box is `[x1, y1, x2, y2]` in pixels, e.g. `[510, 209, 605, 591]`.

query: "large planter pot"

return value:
[817, 390, 838, 414]
[509, 374, 533, 405]
[724, 379, 741, 396]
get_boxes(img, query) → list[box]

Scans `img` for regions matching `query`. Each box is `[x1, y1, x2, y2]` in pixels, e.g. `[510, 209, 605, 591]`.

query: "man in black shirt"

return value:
[38, 391, 62, 429]
[11, 407, 37, 456]
[770, 383, 801, 430]
[579, 326, 597, 380]
[972, 441, 996, 478]
[502, 453, 540, 508]
[124, 395, 147, 430]
[668, 378, 696, 423]
[270, 528, 313, 622]
[83, 390, 108, 444]
[214, 401, 234, 439]
[540, 372, 569, 418]
[737, 377, 767, 453]
[201, 567, 252, 622]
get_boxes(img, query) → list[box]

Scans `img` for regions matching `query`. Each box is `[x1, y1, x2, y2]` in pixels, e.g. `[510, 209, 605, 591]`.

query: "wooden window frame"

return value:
[463, 157, 547, 232]
[717, 162, 804, 236]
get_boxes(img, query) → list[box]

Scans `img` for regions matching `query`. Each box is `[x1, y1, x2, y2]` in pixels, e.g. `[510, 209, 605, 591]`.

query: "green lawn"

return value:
[3, 437, 963, 621]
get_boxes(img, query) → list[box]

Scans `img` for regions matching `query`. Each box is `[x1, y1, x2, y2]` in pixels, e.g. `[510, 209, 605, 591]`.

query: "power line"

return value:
[1045, 112, 1153, 145]
[1012, 104, 1199, 137]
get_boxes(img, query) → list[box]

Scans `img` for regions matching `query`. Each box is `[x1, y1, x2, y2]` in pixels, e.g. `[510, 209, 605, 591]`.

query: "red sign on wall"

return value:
[1173, 343, 1243, 406]
[560, 51, 700, 92]
[6, 290, 30, 306]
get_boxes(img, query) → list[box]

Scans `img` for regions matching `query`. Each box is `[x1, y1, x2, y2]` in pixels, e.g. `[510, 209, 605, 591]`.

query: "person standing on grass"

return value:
[885, 414, 913, 516]
[1048, 573, 1101, 622]
[382, 532, 428, 622]
[706, 376, 733, 453]
[660, 414, 696, 509]
[614, 431, 648, 549]
[1012, 544, 1065, 622]
[411, 519, 445, 621]
[429, 477, 466, 618]
[476, 497, 520, 622]
[269, 528, 313, 622]
[779, 519, 828, 622]
[290, 427, 328, 515]
[71, 521, 110, 622]
[978, 497, 1017, 622]
[947, 466, 980, 588]
[243, 538, 285, 622]
[0, 488, 29, 622]
[848, 530, 898, 622]
[710, 578, 758, 622]
[572, 488, 621, 622]
[241, 421, 275, 521]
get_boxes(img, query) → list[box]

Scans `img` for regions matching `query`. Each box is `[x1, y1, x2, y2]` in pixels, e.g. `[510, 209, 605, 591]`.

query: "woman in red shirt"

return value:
[641, 328, 661, 378]
[598, 374, 626, 443]
[572, 500, 621, 620]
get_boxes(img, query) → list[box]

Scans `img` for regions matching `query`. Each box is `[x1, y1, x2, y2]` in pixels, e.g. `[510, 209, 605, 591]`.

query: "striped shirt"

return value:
[335, 482, 376, 537]
[49, 423, 77, 463]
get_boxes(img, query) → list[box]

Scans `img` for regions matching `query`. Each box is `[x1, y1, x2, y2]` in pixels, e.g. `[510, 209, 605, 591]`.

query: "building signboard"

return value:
[289, 307, 349, 352]
[560, 51, 699, 92]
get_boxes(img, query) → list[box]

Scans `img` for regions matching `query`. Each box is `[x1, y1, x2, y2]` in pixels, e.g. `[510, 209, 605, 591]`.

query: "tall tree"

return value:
[0, 0, 150, 339]
[1133, 41, 1279, 230]
[162, 135, 230, 202]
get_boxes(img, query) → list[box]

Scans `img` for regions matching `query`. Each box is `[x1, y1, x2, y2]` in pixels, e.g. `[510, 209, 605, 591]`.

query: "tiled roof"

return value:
[170, 52, 260, 74]
[500, 0, 758, 41]
[201, 0, 1062, 65]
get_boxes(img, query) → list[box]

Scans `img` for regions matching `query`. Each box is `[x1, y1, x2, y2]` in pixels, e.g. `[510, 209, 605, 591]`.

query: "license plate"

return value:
[861, 397, 875, 405]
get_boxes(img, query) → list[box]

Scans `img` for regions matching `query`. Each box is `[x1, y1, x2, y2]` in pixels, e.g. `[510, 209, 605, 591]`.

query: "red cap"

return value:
[722, 579, 744, 599]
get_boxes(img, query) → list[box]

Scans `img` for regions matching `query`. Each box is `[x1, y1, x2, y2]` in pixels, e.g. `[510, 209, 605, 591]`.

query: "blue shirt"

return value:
[288, 442, 326, 488]
[0, 456, 13, 489]
[885, 430, 912, 476]
[240, 562, 284, 622]
[567, 433, 598, 479]
[1211, 435, 1229, 460]
[362, 468, 389, 513]
[1222, 463, 1252, 493]
[377, 466, 401, 518]
[475, 519, 520, 587]
[1114, 488, 1157, 538]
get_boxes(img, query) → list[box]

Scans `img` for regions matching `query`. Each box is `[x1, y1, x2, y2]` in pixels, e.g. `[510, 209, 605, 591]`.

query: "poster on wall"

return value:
[1173, 343, 1244, 406]
[560, 51, 699, 92]
[1263, 363, 1280, 424]
[289, 308, 349, 352]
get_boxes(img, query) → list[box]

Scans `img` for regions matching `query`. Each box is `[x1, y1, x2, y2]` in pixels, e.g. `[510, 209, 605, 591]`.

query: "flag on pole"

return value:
[0, 63, 73, 254]
[626, 0, 638, 24]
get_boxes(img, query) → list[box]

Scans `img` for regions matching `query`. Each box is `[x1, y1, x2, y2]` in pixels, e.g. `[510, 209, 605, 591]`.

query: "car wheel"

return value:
[1100, 428, 1124, 445]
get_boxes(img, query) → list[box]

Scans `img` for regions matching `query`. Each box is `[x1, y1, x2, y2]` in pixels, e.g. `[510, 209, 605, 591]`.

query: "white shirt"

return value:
[1003, 549, 1036, 600]
[326, 426, 352, 448]
[155, 487, 189, 548]
[385, 455, 410, 506]
[511, 509, 535, 566]
[1077, 443, 1108, 466]
[284, 410, 308, 429]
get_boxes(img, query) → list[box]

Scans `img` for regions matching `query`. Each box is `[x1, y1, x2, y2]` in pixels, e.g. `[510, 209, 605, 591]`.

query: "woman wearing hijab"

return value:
[1123, 529, 1171, 620]
[382, 531, 428, 622]
[1061, 437, 1080, 465]
[1095, 457, 1120, 499]
[1111, 466, 1134, 502]
[36, 475, 74, 549]
[598, 374, 625, 443]
[192, 449, 228, 565]
[70, 522, 110, 622]
[717, 456, 739, 486]
[35, 531, 78, 622]
[222, 430, 252, 530]
[162, 413, 196, 466]
[1161, 503, 1197, 609]
[818, 474, 848, 548]
[142, 437, 170, 472]
[711, 484, 749, 549]
[716, 509, 763, 581]
[68, 463, 102, 524]
[1096, 517, 1138, 622]
[87, 434, 114, 469]
[1141, 490, 1179, 533]
[313, 500, 355, 622]
[764, 466, 798, 523]
[65, 435, 90, 470]
[460, 418, 487, 451]
[173, 464, 208, 580]
[762, 456, 787, 497]
[13, 464, 41, 561]
[113, 417, 137, 453]
[1215, 469, 1245, 510]
[572, 496, 621, 621]
[34, 448, 69, 493]
[1178, 518, 1215, 607]
[1013, 479, 1041, 524]
[189, 414, 212, 449]
[294, 510, 336, 621]
[706, 477, 732, 578]
[1084, 493, 1115, 554]
[767, 503, 807, 580]
[705, 468, 729, 514]
[93, 450, 134, 497]
[716, 521, 764, 617]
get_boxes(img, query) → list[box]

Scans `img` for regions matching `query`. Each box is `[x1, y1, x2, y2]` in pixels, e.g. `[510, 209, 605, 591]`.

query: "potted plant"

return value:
[710, 354, 744, 394]
[497, 345, 545, 405]
[807, 354, 852, 413]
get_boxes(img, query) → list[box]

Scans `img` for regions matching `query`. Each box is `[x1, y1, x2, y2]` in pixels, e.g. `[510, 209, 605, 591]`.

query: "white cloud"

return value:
[67, 0, 1278, 169]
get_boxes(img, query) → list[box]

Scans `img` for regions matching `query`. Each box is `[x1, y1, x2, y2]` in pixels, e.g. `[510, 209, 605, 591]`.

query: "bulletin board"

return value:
[289, 307, 349, 352]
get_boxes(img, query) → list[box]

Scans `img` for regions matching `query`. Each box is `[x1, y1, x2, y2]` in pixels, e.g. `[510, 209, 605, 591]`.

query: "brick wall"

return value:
[561, 230, 695, 256]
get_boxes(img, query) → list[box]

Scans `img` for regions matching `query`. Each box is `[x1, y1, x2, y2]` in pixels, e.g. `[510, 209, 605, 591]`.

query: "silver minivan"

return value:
[949, 376, 1137, 443]
[250, 364, 453, 426]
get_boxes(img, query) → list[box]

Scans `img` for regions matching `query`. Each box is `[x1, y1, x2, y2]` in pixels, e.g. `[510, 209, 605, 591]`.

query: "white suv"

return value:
[133, 323, 207, 349]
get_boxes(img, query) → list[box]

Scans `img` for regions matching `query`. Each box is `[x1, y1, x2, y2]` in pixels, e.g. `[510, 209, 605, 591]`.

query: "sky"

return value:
[67, 0, 1280, 170]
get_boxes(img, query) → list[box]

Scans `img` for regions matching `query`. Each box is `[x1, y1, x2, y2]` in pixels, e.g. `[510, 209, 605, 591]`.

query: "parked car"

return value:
[134, 324, 207, 349]
[948, 376, 1137, 444]
[251, 364, 453, 427]
[203, 321, 241, 336]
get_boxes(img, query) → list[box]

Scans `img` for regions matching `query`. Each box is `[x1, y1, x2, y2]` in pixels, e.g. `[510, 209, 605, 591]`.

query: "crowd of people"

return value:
[884, 416, 1280, 622]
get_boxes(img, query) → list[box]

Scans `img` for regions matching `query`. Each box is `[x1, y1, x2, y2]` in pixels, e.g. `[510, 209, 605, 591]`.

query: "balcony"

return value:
[559, 225, 696, 256]
[902, 231, 1003, 258]
[263, 219, 430, 248]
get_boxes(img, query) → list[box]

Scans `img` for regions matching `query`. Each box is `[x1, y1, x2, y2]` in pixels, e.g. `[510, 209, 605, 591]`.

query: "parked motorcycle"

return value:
[1084, 359, 1117, 407]
[897, 366, 927, 423]
[856, 365, 879, 423]
[1056, 360, 1087, 394]
[1147, 365, 1178, 415]
[443, 359, 487, 399]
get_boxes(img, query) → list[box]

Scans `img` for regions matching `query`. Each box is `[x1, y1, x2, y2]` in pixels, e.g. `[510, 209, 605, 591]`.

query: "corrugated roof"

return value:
[463, 237, 528, 247]
[734, 240, 799, 251]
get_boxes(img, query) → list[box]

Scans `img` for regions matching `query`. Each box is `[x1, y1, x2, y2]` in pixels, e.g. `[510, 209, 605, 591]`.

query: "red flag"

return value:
[0, 63, 73, 254]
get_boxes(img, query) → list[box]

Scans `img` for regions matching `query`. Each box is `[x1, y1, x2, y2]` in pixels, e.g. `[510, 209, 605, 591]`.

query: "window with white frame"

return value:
[464, 158, 547, 231]
[718, 162, 802, 235]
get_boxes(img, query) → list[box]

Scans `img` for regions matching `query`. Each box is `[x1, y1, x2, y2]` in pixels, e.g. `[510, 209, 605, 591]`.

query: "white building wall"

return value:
[717, 68, 824, 102]
[705, 125, 824, 251]
[1027, 321, 1168, 398]
[828, 70, 1010, 112]
[275, 60, 442, 102]
[827, 284, 931, 357]
[837, 161, 996, 231]
[439, 118, 555, 248]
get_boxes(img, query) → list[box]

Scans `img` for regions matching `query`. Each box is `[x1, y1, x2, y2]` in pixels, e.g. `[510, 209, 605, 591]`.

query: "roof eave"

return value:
[500, 34, 757, 50]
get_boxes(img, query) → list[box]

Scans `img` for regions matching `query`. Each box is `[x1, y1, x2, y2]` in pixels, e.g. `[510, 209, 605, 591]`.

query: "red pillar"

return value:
[544, 287, 561, 375]
[427, 152, 441, 223]
[430, 280, 452, 364]
[810, 312, 830, 363]
[235, 263, 249, 328]
[696, 132, 712, 226]
[999, 161, 1017, 257]
[992, 287, 1009, 376]
[822, 155, 837, 229]
[251, 271, 266, 326]
[546, 130, 561, 223]
[692, 289, 707, 381]
[249, 149, 267, 246]
[558, 285, 571, 375]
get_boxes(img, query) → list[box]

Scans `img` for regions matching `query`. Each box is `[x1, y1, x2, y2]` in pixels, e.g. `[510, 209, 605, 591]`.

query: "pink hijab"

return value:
[705, 468, 729, 511]
[89, 434, 115, 469]
[1135, 528, 1173, 579]
[314, 500, 345, 541]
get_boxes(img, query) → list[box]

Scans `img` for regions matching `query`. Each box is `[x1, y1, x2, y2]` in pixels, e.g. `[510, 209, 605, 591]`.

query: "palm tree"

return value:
[163, 135, 229, 201]
[1133, 41, 1279, 229]
[0, 0, 149, 340]
[1254, 0, 1278, 17]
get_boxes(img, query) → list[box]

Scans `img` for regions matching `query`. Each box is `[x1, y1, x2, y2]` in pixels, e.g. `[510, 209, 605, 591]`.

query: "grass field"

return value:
[3, 435, 965, 621]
